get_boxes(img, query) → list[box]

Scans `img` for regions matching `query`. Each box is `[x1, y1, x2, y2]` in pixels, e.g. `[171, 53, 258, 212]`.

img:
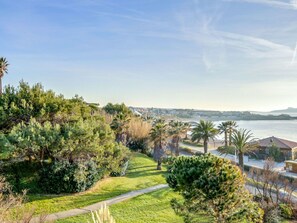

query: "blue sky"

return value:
[1, 0, 297, 111]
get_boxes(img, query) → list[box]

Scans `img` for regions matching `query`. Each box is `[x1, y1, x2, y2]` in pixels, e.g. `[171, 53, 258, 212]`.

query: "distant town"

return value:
[130, 107, 297, 121]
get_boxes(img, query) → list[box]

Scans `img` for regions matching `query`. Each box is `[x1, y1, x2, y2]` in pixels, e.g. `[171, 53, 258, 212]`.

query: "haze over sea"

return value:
[214, 120, 297, 142]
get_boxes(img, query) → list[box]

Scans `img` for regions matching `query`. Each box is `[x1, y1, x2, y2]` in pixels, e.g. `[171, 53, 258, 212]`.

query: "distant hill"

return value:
[131, 107, 297, 121]
[271, 107, 297, 113]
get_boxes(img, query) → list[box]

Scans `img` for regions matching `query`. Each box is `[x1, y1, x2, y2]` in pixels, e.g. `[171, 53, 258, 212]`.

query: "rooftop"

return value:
[257, 136, 297, 150]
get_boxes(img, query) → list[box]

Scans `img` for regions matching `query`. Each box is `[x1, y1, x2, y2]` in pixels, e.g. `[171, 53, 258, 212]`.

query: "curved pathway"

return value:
[30, 184, 168, 223]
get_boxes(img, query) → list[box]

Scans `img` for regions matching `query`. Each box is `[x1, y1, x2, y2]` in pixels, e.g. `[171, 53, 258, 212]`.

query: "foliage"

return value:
[264, 207, 281, 223]
[0, 81, 99, 131]
[191, 120, 218, 153]
[39, 159, 102, 194]
[0, 57, 9, 78]
[0, 83, 131, 194]
[168, 120, 188, 156]
[150, 119, 168, 170]
[217, 146, 236, 155]
[0, 57, 9, 95]
[1, 161, 41, 193]
[110, 112, 131, 145]
[231, 129, 256, 169]
[126, 117, 151, 154]
[103, 103, 132, 116]
[268, 145, 284, 162]
[166, 154, 263, 223]
[181, 139, 203, 147]
[3, 118, 130, 173]
[0, 176, 47, 223]
[250, 159, 297, 221]
[218, 121, 229, 148]
[23, 153, 167, 215]
[225, 121, 238, 146]
[279, 203, 293, 220]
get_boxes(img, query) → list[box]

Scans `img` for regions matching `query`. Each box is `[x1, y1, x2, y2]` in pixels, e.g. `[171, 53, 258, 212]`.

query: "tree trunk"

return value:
[229, 130, 232, 146]
[203, 140, 208, 154]
[175, 137, 180, 156]
[238, 151, 244, 169]
[224, 131, 228, 148]
[0, 77, 2, 95]
[157, 159, 162, 170]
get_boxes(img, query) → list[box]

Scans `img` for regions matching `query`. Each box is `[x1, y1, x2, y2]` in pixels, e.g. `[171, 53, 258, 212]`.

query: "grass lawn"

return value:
[23, 153, 167, 215]
[182, 139, 203, 147]
[56, 188, 211, 223]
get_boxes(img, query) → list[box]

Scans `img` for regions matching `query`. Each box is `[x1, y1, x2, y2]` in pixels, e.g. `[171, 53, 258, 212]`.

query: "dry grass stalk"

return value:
[0, 176, 47, 223]
[127, 117, 151, 140]
[89, 203, 116, 223]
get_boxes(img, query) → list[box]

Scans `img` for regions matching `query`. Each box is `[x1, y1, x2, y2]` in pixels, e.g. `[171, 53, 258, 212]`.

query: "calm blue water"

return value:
[214, 120, 297, 142]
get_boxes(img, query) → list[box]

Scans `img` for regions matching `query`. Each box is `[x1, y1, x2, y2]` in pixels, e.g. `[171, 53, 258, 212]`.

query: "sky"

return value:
[1, 0, 297, 111]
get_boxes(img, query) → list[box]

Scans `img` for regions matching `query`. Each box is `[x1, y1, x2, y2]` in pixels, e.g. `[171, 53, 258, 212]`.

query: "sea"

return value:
[214, 120, 297, 142]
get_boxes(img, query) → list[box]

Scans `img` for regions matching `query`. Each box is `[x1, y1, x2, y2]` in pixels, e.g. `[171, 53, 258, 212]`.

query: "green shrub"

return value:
[39, 160, 102, 194]
[1, 161, 41, 193]
[268, 146, 284, 162]
[167, 154, 263, 223]
[264, 207, 281, 223]
[217, 146, 236, 155]
[127, 139, 151, 155]
[279, 203, 293, 219]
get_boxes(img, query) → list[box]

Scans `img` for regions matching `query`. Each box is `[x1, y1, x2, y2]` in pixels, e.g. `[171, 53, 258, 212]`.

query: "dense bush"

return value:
[103, 103, 132, 116]
[0, 81, 98, 132]
[39, 160, 102, 194]
[167, 154, 263, 223]
[268, 145, 284, 162]
[1, 161, 41, 193]
[0, 81, 131, 194]
[279, 203, 293, 219]
[217, 145, 236, 155]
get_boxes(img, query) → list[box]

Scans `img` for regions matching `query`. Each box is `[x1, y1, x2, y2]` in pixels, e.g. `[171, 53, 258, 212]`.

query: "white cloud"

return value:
[224, 0, 297, 10]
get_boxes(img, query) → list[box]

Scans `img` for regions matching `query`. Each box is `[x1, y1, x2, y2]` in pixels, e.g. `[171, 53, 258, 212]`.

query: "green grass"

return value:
[56, 188, 210, 223]
[182, 139, 203, 147]
[23, 153, 167, 215]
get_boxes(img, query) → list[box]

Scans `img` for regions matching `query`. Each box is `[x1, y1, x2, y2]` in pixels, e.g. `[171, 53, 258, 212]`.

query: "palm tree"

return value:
[191, 120, 218, 154]
[218, 121, 229, 148]
[168, 121, 187, 156]
[232, 129, 256, 169]
[111, 112, 131, 145]
[0, 57, 9, 95]
[183, 122, 191, 140]
[150, 120, 168, 170]
[226, 121, 238, 146]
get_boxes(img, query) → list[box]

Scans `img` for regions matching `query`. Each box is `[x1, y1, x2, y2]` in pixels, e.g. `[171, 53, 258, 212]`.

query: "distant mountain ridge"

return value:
[271, 107, 297, 113]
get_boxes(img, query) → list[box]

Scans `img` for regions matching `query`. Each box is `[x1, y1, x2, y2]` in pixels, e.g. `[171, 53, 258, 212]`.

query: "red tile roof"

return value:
[257, 136, 297, 150]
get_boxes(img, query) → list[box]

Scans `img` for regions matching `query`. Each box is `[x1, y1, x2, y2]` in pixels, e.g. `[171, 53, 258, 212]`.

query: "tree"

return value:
[232, 129, 256, 169]
[110, 112, 131, 145]
[0, 81, 98, 131]
[168, 121, 187, 156]
[191, 120, 218, 154]
[167, 154, 263, 223]
[250, 159, 297, 222]
[226, 121, 238, 146]
[183, 122, 191, 140]
[126, 117, 152, 154]
[0, 57, 9, 95]
[218, 121, 229, 148]
[150, 120, 168, 170]
[103, 103, 132, 116]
